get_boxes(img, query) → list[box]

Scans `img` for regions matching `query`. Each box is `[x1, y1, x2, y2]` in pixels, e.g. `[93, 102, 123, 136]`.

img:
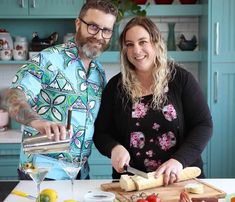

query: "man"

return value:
[2, 0, 117, 180]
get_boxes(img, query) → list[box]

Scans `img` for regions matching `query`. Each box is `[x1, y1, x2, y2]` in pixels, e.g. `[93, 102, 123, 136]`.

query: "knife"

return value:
[11, 190, 36, 200]
[123, 165, 149, 179]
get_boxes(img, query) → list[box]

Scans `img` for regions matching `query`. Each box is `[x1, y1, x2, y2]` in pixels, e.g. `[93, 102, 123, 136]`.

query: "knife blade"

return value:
[11, 190, 36, 200]
[124, 165, 149, 179]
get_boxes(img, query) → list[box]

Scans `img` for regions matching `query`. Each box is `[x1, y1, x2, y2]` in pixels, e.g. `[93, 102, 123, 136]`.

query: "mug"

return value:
[0, 49, 12, 61]
[13, 49, 27, 60]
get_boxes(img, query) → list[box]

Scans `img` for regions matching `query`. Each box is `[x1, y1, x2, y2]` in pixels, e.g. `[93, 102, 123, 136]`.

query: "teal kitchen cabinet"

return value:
[0, 0, 84, 18]
[209, 64, 235, 177]
[205, 0, 235, 178]
[0, 144, 21, 180]
[0, 0, 28, 16]
[89, 146, 112, 179]
[211, 0, 235, 63]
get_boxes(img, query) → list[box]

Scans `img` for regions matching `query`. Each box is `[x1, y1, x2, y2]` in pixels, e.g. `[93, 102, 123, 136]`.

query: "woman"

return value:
[93, 16, 212, 185]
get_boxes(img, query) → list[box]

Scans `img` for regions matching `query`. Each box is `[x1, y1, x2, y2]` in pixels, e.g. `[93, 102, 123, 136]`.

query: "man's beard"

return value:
[75, 31, 110, 59]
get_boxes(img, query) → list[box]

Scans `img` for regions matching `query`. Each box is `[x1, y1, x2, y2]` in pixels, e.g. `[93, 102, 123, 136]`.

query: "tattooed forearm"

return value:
[2, 88, 41, 125]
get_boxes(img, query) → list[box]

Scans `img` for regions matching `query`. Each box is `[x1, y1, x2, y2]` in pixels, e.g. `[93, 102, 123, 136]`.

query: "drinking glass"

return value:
[59, 154, 86, 200]
[22, 162, 52, 201]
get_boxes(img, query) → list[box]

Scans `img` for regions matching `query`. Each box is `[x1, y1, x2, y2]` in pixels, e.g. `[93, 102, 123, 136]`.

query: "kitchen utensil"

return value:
[123, 165, 149, 179]
[11, 190, 36, 200]
[101, 178, 226, 201]
[84, 191, 115, 202]
[22, 134, 70, 154]
[59, 153, 86, 200]
[22, 108, 72, 154]
[21, 162, 52, 202]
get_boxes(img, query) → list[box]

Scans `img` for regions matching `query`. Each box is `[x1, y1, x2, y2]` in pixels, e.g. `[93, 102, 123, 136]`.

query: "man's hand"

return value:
[111, 145, 130, 173]
[30, 119, 67, 141]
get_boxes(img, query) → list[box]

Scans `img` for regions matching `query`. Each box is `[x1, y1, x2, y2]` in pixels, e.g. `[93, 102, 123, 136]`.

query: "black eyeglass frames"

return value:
[79, 18, 113, 39]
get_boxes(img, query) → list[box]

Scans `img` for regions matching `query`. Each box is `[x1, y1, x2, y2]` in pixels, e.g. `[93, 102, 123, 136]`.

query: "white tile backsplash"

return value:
[0, 15, 199, 88]
[0, 64, 19, 90]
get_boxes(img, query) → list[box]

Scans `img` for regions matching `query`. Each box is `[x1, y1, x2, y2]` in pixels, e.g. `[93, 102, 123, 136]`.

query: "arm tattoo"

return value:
[2, 88, 41, 125]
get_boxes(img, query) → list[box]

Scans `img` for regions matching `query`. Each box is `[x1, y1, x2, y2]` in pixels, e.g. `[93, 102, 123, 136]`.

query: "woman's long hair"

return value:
[119, 16, 175, 110]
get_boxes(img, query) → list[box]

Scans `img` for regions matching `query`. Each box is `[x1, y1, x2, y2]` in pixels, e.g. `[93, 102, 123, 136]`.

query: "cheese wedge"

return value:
[185, 183, 204, 194]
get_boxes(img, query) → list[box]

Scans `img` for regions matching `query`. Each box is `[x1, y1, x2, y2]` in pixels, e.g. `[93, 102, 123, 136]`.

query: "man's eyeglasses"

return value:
[80, 18, 113, 39]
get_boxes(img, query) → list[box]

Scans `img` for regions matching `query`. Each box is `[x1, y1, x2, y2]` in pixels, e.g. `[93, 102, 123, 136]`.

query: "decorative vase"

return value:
[109, 23, 120, 51]
[179, 0, 197, 4]
[154, 0, 174, 4]
[167, 22, 176, 51]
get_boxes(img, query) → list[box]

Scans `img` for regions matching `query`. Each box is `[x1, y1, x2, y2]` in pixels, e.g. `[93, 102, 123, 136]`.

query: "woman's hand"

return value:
[30, 119, 67, 141]
[155, 158, 183, 186]
[111, 145, 130, 173]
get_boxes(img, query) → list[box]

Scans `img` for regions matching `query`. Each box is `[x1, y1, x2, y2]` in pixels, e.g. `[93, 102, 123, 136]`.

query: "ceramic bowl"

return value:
[0, 109, 9, 128]
[154, 0, 174, 4]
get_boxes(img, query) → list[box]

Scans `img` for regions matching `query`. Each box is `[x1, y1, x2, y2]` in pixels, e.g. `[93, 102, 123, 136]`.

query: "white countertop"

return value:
[3, 179, 235, 202]
[0, 129, 22, 143]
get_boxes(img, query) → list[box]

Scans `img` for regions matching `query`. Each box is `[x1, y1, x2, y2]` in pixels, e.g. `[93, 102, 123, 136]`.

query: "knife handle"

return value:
[11, 190, 28, 197]
[123, 165, 128, 171]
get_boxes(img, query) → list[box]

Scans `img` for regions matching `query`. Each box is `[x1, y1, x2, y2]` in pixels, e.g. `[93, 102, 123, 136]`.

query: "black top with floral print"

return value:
[94, 64, 213, 179]
[130, 95, 178, 172]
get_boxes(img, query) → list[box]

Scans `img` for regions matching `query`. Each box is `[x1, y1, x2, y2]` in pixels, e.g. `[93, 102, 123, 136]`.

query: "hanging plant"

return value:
[111, 0, 148, 22]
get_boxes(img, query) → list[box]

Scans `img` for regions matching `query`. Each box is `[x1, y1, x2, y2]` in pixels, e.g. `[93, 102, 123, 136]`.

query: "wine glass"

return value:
[59, 154, 86, 200]
[22, 162, 52, 201]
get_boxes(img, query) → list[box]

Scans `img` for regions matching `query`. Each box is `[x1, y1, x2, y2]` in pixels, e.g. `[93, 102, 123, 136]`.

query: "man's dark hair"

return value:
[79, 0, 118, 19]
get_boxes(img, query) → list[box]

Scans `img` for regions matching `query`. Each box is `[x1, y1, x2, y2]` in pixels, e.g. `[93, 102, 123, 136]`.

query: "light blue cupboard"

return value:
[0, 0, 84, 17]
[207, 0, 235, 178]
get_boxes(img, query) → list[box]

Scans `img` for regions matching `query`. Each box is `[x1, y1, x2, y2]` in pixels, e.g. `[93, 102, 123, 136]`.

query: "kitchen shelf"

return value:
[144, 4, 203, 16]
[98, 51, 203, 63]
[0, 4, 203, 19]
[0, 51, 202, 64]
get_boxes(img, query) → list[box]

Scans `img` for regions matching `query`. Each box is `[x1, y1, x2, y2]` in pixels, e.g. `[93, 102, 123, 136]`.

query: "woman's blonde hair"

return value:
[119, 16, 175, 110]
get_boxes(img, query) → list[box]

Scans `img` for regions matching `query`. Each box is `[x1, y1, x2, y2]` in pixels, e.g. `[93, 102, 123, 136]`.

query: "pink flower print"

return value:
[132, 102, 148, 118]
[157, 131, 176, 151]
[130, 132, 145, 149]
[136, 122, 140, 126]
[146, 150, 154, 158]
[150, 138, 154, 143]
[162, 104, 177, 121]
[152, 123, 160, 130]
[144, 159, 162, 172]
[136, 152, 141, 157]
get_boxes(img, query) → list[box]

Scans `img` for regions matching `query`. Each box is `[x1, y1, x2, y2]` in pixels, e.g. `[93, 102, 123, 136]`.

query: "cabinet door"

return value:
[211, 0, 235, 62]
[209, 63, 235, 177]
[89, 146, 112, 179]
[29, 0, 84, 16]
[0, 0, 29, 16]
[0, 144, 21, 180]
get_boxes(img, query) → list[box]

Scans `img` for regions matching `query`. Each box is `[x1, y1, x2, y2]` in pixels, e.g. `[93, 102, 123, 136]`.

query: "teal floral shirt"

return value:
[11, 39, 106, 179]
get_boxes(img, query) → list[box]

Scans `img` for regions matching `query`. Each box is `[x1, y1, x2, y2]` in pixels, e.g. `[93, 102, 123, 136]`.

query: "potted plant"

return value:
[110, 0, 148, 50]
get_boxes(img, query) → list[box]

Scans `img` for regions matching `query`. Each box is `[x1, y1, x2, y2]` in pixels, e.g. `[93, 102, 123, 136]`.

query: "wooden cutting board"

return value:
[101, 178, 226, 202]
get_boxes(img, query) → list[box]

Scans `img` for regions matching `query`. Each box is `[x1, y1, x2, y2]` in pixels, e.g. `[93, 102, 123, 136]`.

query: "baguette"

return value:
[119, 167, 201, 191]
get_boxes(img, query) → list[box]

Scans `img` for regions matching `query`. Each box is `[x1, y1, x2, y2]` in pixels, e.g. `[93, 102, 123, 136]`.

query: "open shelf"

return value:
[0, 51, 202, 65]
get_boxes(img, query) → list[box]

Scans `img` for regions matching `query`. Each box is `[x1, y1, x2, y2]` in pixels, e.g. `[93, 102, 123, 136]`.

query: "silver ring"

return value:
[170, 171, 176, 176]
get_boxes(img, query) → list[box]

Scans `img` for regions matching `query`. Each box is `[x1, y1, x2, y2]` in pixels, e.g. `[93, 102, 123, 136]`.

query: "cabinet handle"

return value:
[32, 0, 36, 8]
[215, 22, 219, 55]
[214, 71, 218, 103]
[20, 0, 25, 8]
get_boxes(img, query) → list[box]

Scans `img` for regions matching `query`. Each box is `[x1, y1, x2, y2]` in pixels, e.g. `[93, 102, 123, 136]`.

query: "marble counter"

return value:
[0, 129, 22, 143]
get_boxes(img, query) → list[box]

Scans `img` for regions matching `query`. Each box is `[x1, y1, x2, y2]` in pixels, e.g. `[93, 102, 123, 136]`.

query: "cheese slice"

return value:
[184, 183, 204, 194]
